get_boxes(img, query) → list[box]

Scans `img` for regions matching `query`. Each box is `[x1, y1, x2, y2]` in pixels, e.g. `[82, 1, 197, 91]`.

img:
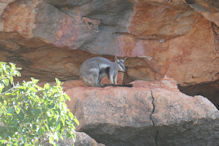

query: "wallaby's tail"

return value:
[101, 84, 133, 87]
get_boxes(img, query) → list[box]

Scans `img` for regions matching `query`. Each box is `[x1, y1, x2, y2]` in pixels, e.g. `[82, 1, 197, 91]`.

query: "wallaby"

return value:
[80, 56, 131, 87]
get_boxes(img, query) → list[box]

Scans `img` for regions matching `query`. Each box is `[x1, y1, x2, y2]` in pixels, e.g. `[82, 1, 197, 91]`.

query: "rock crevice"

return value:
[150, 90, 160, 146]
[150, 90, 156, 127]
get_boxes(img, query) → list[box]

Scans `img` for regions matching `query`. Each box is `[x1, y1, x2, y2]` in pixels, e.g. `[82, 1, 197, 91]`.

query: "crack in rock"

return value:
[150, 90, 156, 126]
[150, 90, 159, 146]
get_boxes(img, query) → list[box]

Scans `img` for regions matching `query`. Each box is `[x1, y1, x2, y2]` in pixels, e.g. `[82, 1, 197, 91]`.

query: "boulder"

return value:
[58, 132, 105, 146]
[65, 78, 219, 146]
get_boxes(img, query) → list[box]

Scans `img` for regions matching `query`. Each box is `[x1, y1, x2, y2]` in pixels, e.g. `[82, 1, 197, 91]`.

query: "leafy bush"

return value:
[0, 62, 79, 145]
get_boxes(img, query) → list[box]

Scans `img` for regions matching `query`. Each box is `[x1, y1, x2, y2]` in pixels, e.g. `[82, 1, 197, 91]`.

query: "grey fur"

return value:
[80, 56, 126, 87]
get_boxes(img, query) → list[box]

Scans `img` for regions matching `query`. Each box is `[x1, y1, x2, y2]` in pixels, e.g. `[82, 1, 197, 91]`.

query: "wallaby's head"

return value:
[115, 56, 127, 72]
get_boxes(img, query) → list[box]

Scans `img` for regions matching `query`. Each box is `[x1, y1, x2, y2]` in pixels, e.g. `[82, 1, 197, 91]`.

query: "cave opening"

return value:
[178, 80, 219, 109]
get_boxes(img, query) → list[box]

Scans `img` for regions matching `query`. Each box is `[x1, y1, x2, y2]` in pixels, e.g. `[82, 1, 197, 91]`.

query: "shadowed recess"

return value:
[178, 80, 219, 109]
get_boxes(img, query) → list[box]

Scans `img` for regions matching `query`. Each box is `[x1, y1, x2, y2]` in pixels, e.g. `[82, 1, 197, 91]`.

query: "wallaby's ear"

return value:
[114, 56, 118, 61]
[123, 57, 128, 61]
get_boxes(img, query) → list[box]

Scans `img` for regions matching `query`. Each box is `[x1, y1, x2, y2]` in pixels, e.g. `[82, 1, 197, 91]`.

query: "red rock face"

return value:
[0, 0, 218, 106]
[129, 2, 195, 37]
[2, 0, 37, 38]
[54, 16, 80, 48]
[117, 1, 219, 85]
[0, 0, 218, 84]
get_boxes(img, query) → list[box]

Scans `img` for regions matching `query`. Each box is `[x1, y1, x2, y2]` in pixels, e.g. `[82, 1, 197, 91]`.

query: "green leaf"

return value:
[16, 71, 21, 77]
[9, 76, 13, 84]
[55, 78, 61, 86]
[38, 127, 45, 136]
[2, 79, 9, 86]
[74, 118, 79, 126]
[56, 123, 61, 131]
[7, 107, 14, 115]
[0, 139, 7, 144]
[49, 136, 55, 144]
[31, 78, 39, 84]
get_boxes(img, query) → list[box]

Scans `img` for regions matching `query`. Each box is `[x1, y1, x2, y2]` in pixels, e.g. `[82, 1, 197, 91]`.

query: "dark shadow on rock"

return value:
[178, 80, 219, 109]
[80, 117, 219, 146]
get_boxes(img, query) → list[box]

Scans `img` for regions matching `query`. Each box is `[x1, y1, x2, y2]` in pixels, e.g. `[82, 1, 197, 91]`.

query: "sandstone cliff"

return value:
[0, 0, 218, 145]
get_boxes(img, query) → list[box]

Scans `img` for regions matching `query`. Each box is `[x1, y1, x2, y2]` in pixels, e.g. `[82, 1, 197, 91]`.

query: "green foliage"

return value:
[0, 62, 79, 146]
